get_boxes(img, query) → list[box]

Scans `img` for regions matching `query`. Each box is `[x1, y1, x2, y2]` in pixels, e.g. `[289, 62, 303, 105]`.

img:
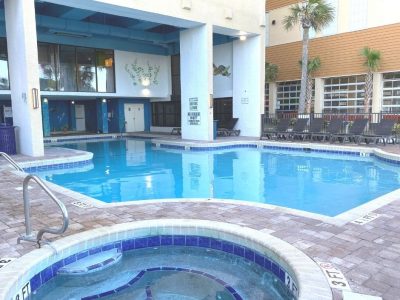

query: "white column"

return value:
[268, 82, 277, 114]
[4, 0, 44, 156]
[372, 72, 383, 114]
[233, 35, 265, 137]
[180, 24, 213, 141]
[314, 77, 325, 114]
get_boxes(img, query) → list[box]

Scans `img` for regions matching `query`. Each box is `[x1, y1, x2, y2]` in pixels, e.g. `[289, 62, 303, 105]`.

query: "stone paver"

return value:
[1, 138, 400, 300]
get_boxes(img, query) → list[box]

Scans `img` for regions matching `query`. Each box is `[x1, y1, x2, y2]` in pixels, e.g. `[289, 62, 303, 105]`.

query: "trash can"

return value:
[0, 125, 16, 155]
[213, 120, 219, 139]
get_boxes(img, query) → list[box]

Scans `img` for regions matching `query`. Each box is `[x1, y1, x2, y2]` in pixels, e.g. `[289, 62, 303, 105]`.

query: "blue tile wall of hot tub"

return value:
[28, 235, 298, 299]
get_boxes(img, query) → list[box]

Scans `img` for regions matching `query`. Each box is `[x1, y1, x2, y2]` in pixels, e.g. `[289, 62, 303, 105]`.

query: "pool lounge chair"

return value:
[330, 119, 368, 143]
[286, 118, 309, 140]
[217, 118, 240, 136]
[171, 127, 181, 135]
[262, 118, 291, 140]
[361, 119, 396, 145]
[311, 119, 343, 142]
[297, 118, 324, 140]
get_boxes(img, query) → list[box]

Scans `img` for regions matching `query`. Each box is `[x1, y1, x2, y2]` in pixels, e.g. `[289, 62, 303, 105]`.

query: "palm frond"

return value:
[361, 47, 381, 71]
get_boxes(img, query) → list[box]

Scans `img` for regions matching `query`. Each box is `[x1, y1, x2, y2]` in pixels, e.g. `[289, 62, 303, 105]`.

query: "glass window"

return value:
[382, 72, 400, 112]
[38, 43, 58, 91]
[323, 75, 366, 113]
[59, 45, 77, 92]
[0, 38, 9, 90]
[96, 50, 115, 93]
[77, 47, 96, 92]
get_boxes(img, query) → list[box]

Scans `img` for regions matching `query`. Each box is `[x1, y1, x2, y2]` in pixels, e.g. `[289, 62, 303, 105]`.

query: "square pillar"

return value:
[372, 72, 383, 114]
[314, 78, 325, 114]
[5, 0, 44, 156]
[180, 24, 213, 141]
[268, 82, 277, 114]
[97, 99, 109, 134]
[41, 98, 50, 137]
[233, 35, 265, 137]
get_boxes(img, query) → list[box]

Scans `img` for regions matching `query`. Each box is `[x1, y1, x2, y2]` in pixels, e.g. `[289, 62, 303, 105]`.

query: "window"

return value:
[276, 81, 301, 112]
[76, 47, 96, 92]
[38, 43, 115, 93]
[151, 102, 181, 127]
[323, 75, 366, 113]
[96, 50, 115, 93]
[38, 43, 58, 91]
[382, 72, 400, 113]
[59, 45, 77, 92]
[265, 83, 270, 114]
[0, 38, 9, 90]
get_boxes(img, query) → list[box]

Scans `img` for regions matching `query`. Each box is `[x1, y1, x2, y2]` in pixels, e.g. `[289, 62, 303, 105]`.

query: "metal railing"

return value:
[17, 175, 69, 247]
[262, 112, 400, 135]
[0, 152, 23, 171]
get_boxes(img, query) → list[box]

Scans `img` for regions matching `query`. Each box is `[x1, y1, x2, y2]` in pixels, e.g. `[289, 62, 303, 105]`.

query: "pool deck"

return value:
[1, 135, 400, 300]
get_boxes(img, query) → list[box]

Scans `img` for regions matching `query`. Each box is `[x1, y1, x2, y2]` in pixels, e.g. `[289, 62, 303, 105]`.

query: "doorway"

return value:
[75, 104, 86, 131]
[124, 103, 144, 132]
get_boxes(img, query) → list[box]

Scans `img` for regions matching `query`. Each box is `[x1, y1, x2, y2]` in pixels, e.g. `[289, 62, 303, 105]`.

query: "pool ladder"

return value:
[0, 152, 69, 247]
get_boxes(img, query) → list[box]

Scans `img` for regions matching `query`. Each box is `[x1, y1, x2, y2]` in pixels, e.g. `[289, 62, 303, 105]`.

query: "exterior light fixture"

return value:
[141, 78, 150, 87]
[102, 98, 107, 103]
[71, 101, 75, 105]
[32, 88, 39, 109]
[43, 98, 48, 103]
[143, 88, 150, 96]
[238, 31, 248, 41]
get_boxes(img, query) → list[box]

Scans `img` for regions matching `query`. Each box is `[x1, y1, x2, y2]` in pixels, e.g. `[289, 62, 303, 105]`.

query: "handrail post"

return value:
[0, 152, 23, 171]
[22, 176, 33, 238]
[17, 175, 69, 246]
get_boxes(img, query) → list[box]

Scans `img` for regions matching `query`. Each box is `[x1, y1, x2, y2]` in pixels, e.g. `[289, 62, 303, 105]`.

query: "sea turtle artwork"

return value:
[213, 64, 231, 77]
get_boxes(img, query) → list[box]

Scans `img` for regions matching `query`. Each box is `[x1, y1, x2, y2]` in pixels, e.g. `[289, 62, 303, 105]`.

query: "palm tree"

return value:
[265, 62, 279, 83]
[361, 47, 381, 114]
[283, 0, 334, 113]
[299, 57, 321, 114]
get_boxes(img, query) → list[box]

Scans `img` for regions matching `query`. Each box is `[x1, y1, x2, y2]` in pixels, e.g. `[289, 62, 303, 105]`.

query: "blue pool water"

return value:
[38, 139, 400, 216]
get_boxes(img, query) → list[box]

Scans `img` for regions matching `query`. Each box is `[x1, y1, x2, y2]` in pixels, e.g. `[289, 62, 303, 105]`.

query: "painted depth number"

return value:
[285, 272, 299, 297]
[318, 262, 351, 291]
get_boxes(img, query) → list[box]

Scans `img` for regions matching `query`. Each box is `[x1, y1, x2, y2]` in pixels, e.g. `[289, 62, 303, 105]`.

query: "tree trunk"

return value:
[306, 76, 313, 114]
[364, 71, 373, 114]
[299, 27, 309, 114]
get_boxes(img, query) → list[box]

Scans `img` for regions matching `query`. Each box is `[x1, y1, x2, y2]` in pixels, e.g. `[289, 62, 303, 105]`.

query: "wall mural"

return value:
[213, 64, 231, 77]
[125, 59, 161, 86]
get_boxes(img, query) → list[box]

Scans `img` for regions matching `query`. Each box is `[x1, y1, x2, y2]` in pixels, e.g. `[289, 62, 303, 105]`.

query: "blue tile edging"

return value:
[23, 159, 93, 173]
[153, 143, 258, 151]
[29, 235, 298, 299]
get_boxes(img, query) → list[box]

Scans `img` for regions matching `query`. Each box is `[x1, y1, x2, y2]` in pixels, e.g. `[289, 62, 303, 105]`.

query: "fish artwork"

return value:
[213, 64, 231, 77]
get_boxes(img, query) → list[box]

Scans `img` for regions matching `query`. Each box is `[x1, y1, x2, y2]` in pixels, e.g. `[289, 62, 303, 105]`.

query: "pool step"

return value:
[58, 248, 122, 275]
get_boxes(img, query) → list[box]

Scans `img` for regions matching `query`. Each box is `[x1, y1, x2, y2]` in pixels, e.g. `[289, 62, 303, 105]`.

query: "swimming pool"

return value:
[36, 139, 400, 216]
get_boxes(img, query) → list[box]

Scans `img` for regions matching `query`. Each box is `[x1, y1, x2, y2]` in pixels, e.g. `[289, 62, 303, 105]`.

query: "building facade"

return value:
[265, 0, 400, 115]
[0, 0, 266, 156]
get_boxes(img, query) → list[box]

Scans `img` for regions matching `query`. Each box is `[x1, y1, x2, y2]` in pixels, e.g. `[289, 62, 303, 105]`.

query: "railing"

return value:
[17, 175, 69, 247]
[262, 112, 400, 135]
[0, 152, 23, 171]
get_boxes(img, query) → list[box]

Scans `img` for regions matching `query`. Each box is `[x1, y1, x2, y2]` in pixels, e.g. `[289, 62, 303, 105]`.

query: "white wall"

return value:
[213, 43, 233, 98]
[180, 24, 213, 141]
[114, 50, 171, 99]
[233, 35, 264, 137]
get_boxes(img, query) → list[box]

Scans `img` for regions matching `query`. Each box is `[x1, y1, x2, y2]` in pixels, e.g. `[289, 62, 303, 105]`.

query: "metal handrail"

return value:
[0, 152, 23, 171]
[17, 175, 69, 246]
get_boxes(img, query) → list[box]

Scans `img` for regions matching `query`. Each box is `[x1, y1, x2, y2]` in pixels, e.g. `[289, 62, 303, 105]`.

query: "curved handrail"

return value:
[21, 175, 69, 244]
[0, 152, 23, 171]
